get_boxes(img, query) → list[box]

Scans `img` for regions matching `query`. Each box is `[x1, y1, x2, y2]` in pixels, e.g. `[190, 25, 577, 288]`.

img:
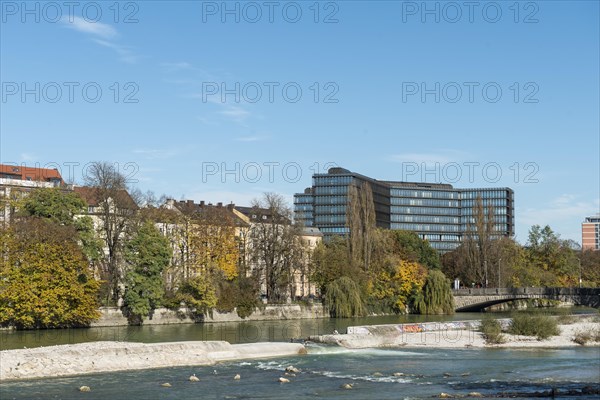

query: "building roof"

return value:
[74, 186, 139, 210]
[0, 164, 64, 185]
[167, 199, 248, 227]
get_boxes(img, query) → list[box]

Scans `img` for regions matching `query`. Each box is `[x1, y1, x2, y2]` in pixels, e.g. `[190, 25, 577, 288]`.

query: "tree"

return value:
[123, 220, 171, 324]
[520, 225, 579, 286]
[369, 258, 428, 314]
[0, 219, 100, 329]
[580, 249, 600, 287]
[347, 181, 376, 271]
[84, 161, 137, 303]
[20, 188, 103, 267]
[325, 276, 365, 318]
[414, 269, 454, 315]
[388, 230, 441, 269]
[190, 206, 239, 280]
[247, 193, 307, 302]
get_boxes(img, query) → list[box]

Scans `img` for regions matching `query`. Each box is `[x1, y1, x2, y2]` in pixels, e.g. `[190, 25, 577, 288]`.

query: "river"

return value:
[1, 308, 599, 399]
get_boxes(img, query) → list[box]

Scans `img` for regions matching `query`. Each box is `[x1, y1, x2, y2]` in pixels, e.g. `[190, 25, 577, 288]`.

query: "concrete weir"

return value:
[0, 341, 307, 381]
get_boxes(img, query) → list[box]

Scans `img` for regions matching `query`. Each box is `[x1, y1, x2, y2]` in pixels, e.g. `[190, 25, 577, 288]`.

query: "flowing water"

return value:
[1, 308, 599, 399]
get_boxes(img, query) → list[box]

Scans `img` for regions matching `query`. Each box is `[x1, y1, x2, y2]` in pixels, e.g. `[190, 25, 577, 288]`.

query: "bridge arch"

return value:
[452, 287, 600, 312]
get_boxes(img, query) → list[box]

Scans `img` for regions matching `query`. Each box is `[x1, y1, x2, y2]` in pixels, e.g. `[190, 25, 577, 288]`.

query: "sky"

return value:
[1, 0, 599, 245]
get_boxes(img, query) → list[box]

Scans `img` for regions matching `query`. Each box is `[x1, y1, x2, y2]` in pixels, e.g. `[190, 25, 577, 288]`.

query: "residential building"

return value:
[294, 167, 514, 252]
[0, 163, 66, 224]
[582, 215, 600, 251]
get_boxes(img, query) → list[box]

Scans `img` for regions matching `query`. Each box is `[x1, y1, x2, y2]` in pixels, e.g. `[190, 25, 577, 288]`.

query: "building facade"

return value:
[582, 215, 600, 251]
[0, 164, 65, 224]
[294, 167, 514, 252]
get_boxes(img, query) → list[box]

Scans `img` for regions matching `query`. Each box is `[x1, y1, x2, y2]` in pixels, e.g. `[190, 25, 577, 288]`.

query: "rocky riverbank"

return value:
[310, 316, 600, 349]
[0, 341, 306, 381]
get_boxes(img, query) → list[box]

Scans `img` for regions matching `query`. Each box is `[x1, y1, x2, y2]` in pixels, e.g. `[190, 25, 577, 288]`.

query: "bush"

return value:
[480, 316, 506, 344]
[573, 330, 592, 345]
[508, 312, 560, 340]
[554, 307, 576, 325]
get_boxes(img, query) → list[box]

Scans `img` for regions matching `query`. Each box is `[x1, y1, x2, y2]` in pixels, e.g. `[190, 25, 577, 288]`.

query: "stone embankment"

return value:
[0, 341, 306, 381]
[91, 304, 327, 327]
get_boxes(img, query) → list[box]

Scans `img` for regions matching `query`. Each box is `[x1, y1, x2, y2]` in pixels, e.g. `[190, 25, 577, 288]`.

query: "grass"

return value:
[508, 311, 560, 341]
[480, 316, 506, 344]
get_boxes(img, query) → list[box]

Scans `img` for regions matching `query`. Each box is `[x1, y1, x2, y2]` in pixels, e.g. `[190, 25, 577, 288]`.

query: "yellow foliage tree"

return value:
[369, 259, 428, 313]
[0, 220, 101, 329]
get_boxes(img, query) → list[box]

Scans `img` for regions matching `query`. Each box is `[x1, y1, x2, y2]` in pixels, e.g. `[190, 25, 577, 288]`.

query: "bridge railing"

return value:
[453, 287, 599, 296]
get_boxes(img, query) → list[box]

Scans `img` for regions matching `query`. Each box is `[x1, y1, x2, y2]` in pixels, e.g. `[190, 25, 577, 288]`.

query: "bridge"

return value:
[453, 287, 600, 312]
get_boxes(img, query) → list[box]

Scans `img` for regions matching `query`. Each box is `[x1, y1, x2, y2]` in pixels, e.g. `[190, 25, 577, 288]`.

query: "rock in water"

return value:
[79, 386, 91, 392]
[340, 383, 353, 390]
[439, 393, 453, 398]
[161, 383, 172, 388]
[468, 393, 483, 398]
[393, 372, 404, 377]
[189, 374, 200, 382]
[278, 377, 290, 383]
[234, 374, 241, 380]
[372, 372, 383, 377]
[285, 366, 300, 374]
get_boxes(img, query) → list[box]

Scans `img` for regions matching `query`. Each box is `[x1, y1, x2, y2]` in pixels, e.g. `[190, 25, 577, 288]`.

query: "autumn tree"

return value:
[247, 193, 307, 302]
[580, 249, 600, 287]
[83, 161, 138, 304]
[123, 220, 171, 324]
[456, 196, 499, 287]
[20, 187, 103, 266]
[0, 219, 100, 329]
[368, 257, 428, 313]
[520, 225, 579, 286]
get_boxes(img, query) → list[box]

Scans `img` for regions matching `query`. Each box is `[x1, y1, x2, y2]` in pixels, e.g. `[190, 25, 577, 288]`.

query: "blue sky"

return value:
[1, 0, 598, 244]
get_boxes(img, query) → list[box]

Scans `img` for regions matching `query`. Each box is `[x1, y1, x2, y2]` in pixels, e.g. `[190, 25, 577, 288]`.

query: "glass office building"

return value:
[294, 167, 514, 252]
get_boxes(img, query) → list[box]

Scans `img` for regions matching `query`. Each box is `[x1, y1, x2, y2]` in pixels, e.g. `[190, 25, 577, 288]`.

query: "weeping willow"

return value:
[414, 270, 454, 315]
[325, 276, 365, 318]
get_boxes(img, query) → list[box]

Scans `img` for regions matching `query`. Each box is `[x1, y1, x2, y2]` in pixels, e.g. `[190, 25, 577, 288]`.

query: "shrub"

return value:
[480, 316, 506, 344]
[554, 307, 576, 325]
[508, 312, 560, 340]
[573, 330, 592, 345]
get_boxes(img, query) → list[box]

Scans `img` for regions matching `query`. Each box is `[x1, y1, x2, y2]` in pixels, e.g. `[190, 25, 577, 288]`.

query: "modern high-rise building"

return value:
[582, 215, 600, 251]
[294, 167, 514, 252]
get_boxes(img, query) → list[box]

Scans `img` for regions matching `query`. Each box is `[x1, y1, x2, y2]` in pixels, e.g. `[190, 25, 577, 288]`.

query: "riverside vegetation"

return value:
[1, 162, 598, 329]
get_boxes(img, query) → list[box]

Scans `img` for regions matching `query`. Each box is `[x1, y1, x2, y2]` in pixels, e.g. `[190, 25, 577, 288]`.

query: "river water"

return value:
[1, 309, 599, 399]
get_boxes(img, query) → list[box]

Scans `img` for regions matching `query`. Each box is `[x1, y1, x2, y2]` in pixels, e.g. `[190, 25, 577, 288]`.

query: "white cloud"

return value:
[234, 136, 265, 142]
[93, 39, 139, 64]
[219, 106, 250, 120]
[20, 153, 36, 162]
[62, 16, 117, 39]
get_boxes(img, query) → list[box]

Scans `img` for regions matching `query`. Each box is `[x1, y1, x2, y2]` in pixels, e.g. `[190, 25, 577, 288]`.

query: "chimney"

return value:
[200, 201, 205, 206]
[187, 200, 194, 206]
[217, 202, 223, 207]
[227, 203, 234, 210]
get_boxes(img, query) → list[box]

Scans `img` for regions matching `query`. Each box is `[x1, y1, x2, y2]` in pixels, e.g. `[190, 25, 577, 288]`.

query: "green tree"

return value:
[123, 221, 171, 324]
[177, 275, 218, 318]
[388, 230, 441, 269]
[414, 269, 454, 315]
[521, 225, 579, 286]
[325, 276, 366, 318]
[0, 220, 100, 329]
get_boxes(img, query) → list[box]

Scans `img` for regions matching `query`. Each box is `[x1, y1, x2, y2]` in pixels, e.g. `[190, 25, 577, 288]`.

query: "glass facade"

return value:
[294, 168, 514, 252]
